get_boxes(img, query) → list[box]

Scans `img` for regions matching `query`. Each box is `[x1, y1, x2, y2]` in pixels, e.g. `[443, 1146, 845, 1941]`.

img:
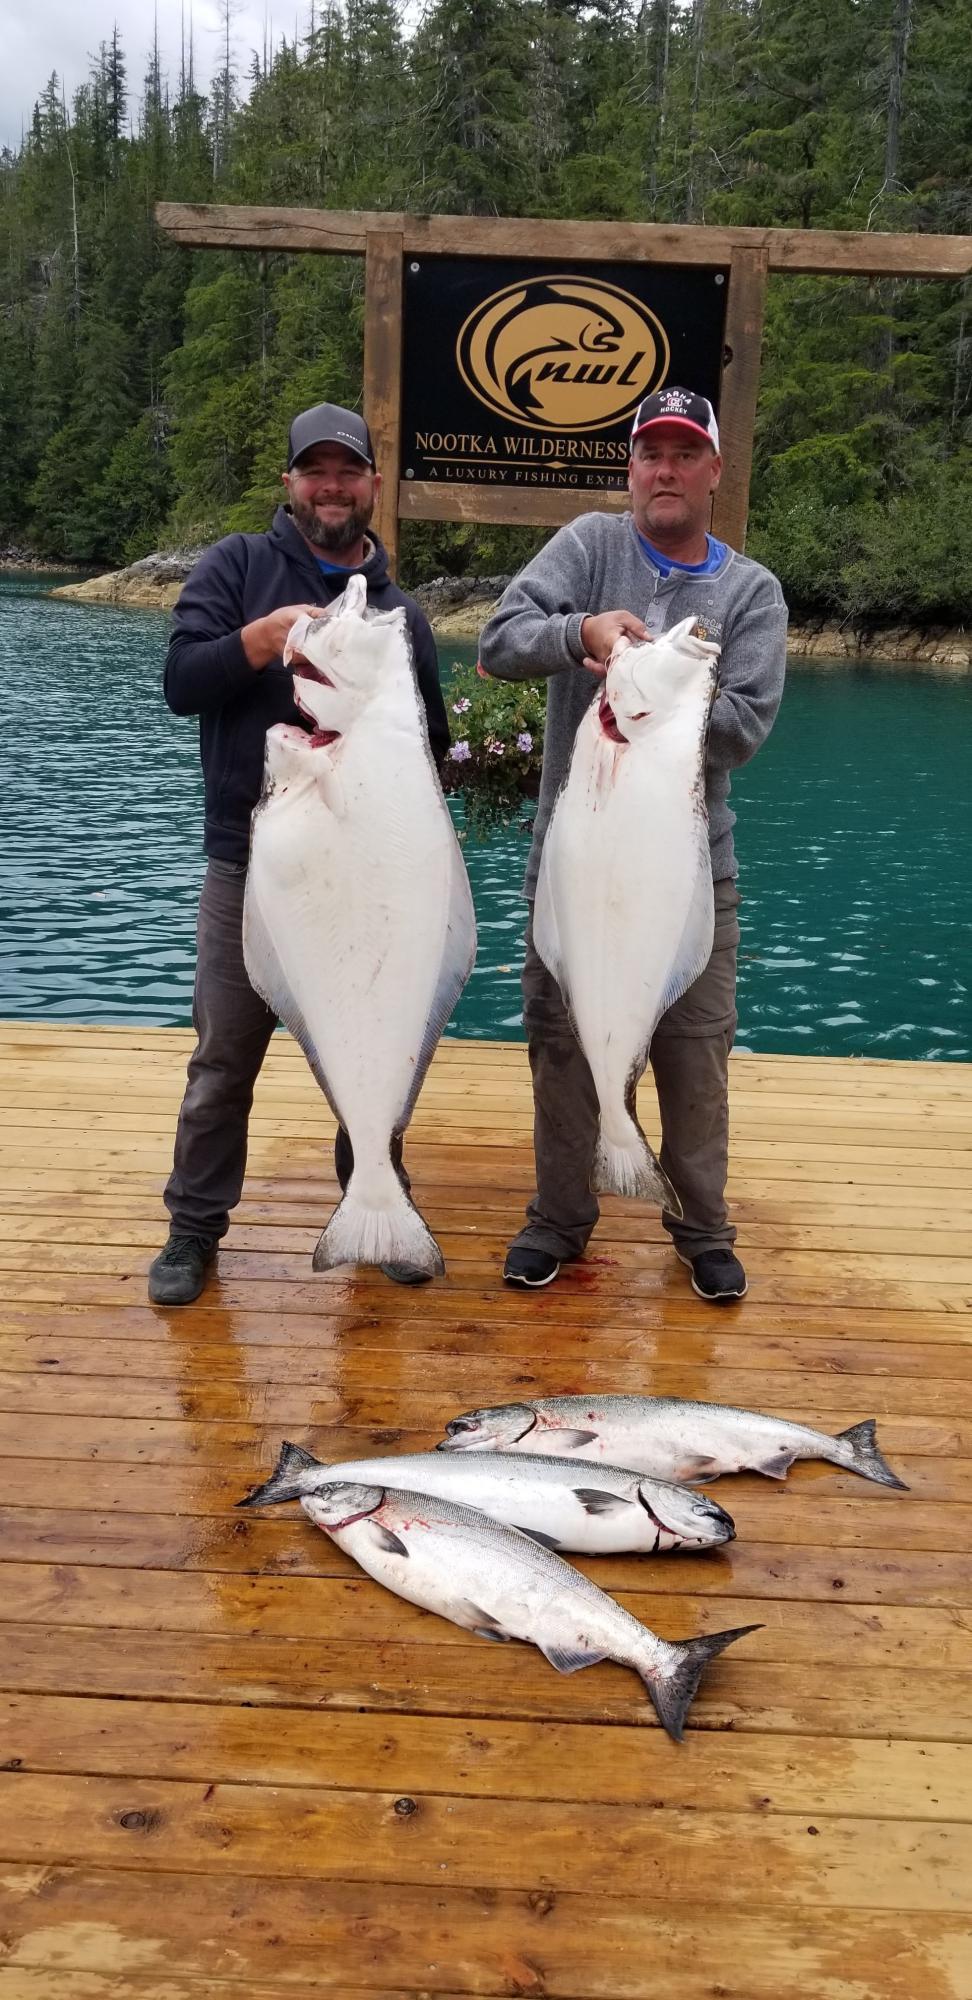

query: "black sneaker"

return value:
[148, 1233, 217, 1306]
[380, 1262, 433, 1286]
[503, 1246, 562, 1289]
[678, 1247, 748, 1303]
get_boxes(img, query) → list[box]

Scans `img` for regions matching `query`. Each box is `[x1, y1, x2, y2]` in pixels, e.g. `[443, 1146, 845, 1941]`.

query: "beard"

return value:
[290, 493, 373, 556]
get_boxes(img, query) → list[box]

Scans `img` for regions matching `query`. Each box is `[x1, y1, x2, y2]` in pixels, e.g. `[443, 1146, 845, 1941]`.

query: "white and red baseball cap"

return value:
[630, 386, 720, 452]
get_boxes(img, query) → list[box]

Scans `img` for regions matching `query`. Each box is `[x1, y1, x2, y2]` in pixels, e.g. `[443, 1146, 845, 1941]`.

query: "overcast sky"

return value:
[2, 0, 297, 151]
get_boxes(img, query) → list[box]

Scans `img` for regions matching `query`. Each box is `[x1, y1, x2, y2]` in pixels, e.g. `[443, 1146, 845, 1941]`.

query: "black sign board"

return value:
[401, 256, 729, 493]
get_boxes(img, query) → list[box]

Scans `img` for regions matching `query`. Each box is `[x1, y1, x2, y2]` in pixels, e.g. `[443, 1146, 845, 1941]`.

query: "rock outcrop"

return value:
[45, 553, 971, 666]
[50, 549, 205, 611]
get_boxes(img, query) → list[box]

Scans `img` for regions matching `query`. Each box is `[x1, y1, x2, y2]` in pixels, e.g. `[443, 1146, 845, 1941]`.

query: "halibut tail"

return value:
[313, 1164, 445, 1277]
[593, 1115, 682, 1215]
[646, 1624, 761, 1742]
[835, 1419, 909, 1491]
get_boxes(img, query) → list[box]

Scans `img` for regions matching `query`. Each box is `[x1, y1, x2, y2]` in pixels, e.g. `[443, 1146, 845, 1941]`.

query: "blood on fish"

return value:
[598, 692, 627, 744]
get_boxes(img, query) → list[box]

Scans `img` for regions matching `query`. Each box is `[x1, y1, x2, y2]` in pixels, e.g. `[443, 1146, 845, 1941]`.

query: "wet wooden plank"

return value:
[4, 1769, 972, 1909]
[4, 1693, 969, 1820]
[2, 1868, 969, 2000]
[1, 1624, 969, 1739]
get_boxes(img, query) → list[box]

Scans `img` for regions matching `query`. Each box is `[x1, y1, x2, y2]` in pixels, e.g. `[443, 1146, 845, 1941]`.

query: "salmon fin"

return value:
[656, 820, 716, 1018]
[755, 1447, 798, 1480]
[464, 1603, 513, 1641]
[313, 1176, 445, 1276]
[368, 1522, 409, 1556]
[835, 1419, 909, 1491]
[646, 1624, 761, 1742]
[394, 848, 477, 1134]
[237, 1439, 323, 1507]
[514, 1525, 562, 1550]
[553, 1428, 600, 1449]
[242, 885, 343, 1120]
[572, 1488, 634, 1515]
[539, 1641, 608, 1676]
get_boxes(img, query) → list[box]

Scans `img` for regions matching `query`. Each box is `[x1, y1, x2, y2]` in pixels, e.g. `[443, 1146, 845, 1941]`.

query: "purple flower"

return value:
[452, 696, 471, 714]
[487, 739, 505, 756]
[449, 739, 471, 763]
[516, 732, 533, 753]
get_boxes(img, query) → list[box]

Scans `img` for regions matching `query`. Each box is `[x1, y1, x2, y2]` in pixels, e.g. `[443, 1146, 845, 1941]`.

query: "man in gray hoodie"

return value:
[478, 385, 788, 1303]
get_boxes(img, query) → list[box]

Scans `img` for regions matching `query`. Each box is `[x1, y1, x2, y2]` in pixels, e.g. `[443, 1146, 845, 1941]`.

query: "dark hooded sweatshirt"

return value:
[163, 506, 450, 864]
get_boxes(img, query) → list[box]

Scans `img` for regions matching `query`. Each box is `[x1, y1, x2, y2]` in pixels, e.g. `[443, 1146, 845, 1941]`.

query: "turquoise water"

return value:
[1, 570, 969, 1057]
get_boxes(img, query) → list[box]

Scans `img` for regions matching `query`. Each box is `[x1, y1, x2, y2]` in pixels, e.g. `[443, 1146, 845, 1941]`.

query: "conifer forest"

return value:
[1, 0, 970, 618]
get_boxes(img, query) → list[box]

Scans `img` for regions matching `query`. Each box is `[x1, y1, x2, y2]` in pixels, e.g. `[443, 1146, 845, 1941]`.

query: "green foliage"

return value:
[441, 659, 546, 838]
[0, 0, 969, 620]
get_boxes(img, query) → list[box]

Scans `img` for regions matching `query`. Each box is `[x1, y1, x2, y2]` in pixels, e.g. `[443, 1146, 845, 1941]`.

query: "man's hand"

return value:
[580, 609, 650, 677]
[241, 604, 324, 671]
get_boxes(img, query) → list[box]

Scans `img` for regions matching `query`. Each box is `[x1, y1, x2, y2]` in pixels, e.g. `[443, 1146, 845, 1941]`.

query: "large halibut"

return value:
[243, 576, 476, 1276]
[534, 615, 719, 1208]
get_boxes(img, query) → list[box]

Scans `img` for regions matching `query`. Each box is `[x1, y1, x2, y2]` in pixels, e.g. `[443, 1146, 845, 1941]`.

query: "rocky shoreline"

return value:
[38, 550, 972, 668]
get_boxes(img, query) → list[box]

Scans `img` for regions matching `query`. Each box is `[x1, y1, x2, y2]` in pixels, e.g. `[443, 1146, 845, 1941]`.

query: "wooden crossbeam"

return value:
[156, 202, 972, 277]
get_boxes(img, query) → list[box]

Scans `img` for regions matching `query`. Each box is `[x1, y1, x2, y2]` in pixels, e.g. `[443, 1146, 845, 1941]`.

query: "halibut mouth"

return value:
[292, 655, 341, 747]
[598, 690, 626, 743]
[598, 690, 650, 743]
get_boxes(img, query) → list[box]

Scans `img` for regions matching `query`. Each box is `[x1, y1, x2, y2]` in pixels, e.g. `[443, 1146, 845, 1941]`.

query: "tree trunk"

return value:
[884, 0, 912, 190]
[684, 0, 706, 221]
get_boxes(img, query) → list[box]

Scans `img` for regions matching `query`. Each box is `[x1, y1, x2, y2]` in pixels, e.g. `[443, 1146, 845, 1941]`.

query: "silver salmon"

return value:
[437, 1394, 908, 1489]
[300, 1480, 758, 1739]
[239, 1440, 736, 1553]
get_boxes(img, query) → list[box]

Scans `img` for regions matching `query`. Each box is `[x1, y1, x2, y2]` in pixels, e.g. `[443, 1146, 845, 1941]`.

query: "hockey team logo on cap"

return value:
[457, 276, 670, 434]
[656, 389, 694, 416]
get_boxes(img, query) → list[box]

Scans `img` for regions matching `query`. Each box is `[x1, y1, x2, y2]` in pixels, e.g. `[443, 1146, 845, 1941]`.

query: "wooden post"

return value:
[712, 246, 769, 552]
[363, 228, 405, 576]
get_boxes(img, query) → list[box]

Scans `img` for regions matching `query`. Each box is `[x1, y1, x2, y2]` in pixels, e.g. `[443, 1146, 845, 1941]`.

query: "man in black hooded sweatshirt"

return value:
[148, 402, 450, 1306]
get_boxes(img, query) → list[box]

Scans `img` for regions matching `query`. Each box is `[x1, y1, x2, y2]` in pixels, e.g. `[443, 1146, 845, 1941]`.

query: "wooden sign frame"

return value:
[156, 203, 972, 574]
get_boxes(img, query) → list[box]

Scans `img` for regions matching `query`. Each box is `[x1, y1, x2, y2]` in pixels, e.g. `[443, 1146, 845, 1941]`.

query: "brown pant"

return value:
[512, 877, 741, 1261]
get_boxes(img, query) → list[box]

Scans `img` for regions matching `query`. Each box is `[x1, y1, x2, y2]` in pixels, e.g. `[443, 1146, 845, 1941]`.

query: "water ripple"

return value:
[2, 574, 970, 1058]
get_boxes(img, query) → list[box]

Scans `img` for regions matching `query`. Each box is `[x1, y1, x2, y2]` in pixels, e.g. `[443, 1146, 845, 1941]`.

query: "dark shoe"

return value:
[678, 1247, 748, 1303]
[148, 1233, 217, 1305]
[503, 1246, 562, 1289]
[380, 1262, 433, 1286]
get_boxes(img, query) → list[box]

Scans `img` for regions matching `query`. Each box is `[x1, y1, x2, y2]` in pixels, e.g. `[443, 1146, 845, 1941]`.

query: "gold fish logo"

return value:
[457, 276, 670, 434]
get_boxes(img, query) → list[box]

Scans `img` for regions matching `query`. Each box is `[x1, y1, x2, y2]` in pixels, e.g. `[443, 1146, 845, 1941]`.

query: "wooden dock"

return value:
[0, 1021, 970, 1999]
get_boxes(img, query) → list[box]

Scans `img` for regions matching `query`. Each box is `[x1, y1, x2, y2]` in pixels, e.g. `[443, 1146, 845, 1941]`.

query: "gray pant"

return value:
[164, 859, 406, 1241]
[512, 877, 741, 1262]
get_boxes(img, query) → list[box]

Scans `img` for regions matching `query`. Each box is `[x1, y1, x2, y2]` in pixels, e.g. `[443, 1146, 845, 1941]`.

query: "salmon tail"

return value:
[645, 1624, 761, 1741]
[237, 1439, 324, 1508]
[593, 1120, 682, 1215]
[835, 1419, 909, 1491]
[313, 1166, 445, 1277]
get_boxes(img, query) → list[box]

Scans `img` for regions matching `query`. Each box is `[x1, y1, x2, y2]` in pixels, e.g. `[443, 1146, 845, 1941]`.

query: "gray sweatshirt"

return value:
[479, 510, 788, 894]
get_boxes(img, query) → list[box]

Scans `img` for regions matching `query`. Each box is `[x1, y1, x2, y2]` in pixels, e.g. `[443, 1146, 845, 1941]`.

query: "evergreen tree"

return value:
[0, 2, 967, 611]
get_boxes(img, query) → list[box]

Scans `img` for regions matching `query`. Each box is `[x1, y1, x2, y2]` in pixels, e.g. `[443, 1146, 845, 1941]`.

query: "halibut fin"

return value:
[313, 1171, 445, 1277]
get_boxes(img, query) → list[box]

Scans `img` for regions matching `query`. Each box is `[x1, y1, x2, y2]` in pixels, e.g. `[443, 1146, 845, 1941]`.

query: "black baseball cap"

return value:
[630, 386, 720, 452]
[287, 402, 375, 470]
